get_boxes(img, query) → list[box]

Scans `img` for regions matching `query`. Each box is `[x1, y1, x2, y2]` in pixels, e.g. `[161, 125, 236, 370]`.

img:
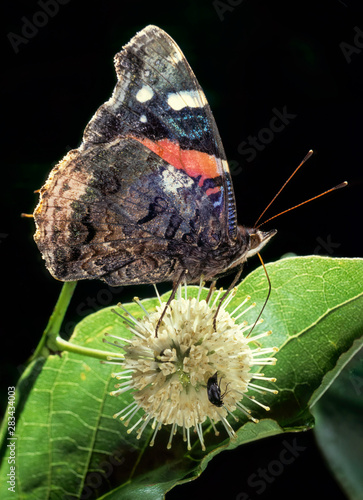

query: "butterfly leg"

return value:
[213, 265, 244, 330]
[155, 269, 188, 337]
[205, 280, 217, 303]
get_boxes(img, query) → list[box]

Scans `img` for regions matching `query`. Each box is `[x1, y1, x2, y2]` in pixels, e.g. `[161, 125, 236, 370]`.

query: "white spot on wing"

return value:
[140, 114, 147, 123]
[167, 90, 207, 110]
[136, 86, 154, 103]
[160, 166, 193, 195]
[221, 159, 230, 173]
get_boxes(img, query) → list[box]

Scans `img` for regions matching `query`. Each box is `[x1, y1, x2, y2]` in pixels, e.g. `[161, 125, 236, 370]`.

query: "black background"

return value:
[2, 0, 363, 498]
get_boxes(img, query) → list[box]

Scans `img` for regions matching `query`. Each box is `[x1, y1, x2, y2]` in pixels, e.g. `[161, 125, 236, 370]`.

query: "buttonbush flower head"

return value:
[103, 283, 278, 451]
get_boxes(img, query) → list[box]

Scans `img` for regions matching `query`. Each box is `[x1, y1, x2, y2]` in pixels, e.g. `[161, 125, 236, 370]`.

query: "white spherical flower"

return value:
[103, 283, 278, 451]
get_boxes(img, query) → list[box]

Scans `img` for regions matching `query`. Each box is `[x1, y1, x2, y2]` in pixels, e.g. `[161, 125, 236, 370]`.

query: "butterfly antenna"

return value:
[256, 181, 348, 228]
[254, 149, 314, 228]
[246, 253, 271, 338]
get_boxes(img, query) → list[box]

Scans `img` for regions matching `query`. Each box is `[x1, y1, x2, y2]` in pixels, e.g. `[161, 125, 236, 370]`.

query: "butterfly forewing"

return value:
[84, 25, 237, 237]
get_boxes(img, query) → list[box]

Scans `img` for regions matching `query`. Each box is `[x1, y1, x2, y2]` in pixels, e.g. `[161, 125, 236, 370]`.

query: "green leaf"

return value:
[312, 348, 363, 500]
[237, 256, 363, 429]
[1, 256, 362, 499]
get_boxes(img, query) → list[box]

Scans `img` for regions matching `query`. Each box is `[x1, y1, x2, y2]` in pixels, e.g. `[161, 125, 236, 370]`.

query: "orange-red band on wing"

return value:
[133, 136, 222, 187]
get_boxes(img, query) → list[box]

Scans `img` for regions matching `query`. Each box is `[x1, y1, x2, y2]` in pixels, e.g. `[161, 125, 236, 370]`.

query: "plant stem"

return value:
[31, 281, 124, 362]
[54, 336, 124, 361]
[31, 281, 77, 360]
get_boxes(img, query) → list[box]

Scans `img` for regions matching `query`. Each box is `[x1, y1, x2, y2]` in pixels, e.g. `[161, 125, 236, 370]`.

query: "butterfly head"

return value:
[240, 226, 277, 259]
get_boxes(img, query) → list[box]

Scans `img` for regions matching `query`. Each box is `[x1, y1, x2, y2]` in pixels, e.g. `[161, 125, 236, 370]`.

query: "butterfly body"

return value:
[34, 25, 275, 286]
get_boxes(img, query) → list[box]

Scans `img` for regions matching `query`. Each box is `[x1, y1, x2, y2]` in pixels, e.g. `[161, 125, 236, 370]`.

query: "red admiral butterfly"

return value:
[34, 25, 275, 289]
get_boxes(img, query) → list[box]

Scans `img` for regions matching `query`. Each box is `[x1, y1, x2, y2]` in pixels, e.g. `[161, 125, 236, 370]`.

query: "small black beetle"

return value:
[207, 372, 229, 407]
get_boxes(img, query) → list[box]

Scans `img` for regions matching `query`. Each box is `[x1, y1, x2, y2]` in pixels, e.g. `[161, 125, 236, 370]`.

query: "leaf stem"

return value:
[30, 281, 124, 362]
[31, 281, 77, 360]
[54, 336, 124, 361]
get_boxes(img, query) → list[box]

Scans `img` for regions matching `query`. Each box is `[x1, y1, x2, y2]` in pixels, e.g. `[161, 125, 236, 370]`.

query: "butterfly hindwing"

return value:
[34, 137, 224, 285]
